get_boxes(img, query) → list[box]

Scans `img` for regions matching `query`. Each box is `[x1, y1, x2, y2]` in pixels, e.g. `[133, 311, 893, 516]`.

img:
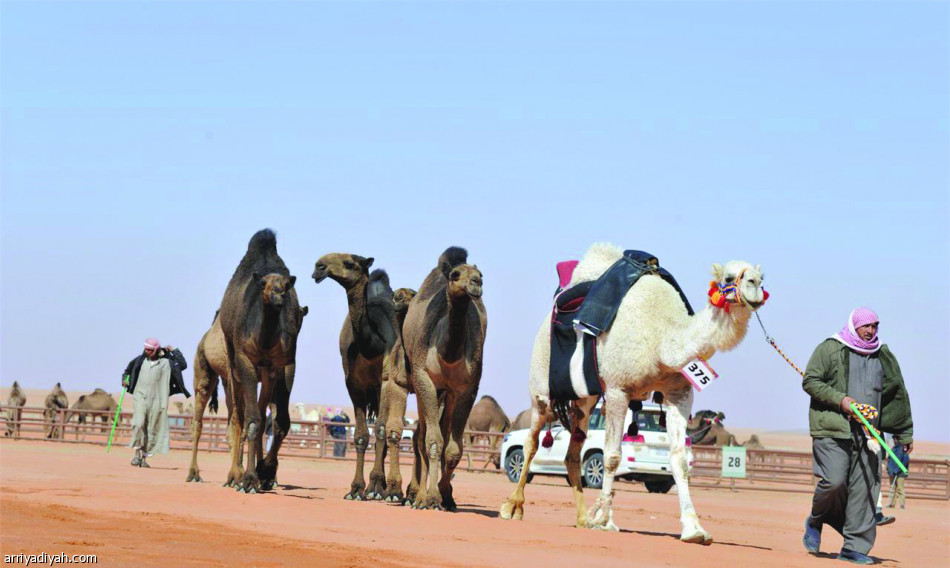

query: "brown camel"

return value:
[511, 407, 555, 431]
[403, 246, 487, 511]
[67, 389, 118, 438]
[43, 383, 69, 439]
[378, 287, 417, 502]
[465, 395, 510, 469]
[313, 253, 397, 500]
[5, 382, 26, 437]
[187, 305, 307, 484]
[688, 410, 738, 446]
[219, 229, 303, 493]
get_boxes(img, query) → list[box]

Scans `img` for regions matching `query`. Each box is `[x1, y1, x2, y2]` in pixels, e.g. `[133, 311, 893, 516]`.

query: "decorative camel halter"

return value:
[708, 267, 769, 312]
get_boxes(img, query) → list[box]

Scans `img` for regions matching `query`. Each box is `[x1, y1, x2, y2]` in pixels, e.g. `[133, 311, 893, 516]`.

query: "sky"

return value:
[2, 1, 947, 442]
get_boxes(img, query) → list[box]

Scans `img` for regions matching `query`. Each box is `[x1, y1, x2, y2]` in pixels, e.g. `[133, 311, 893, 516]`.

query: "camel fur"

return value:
[218, 229, 303, 493]
[43, 383, 69, 439]
[187, 305, 307, 484]
[403, 246, 487, 511]
[465, 395, 511, 469]
[4, 382, 26, 437]
[499, 243, 766, 544]
[313, 253, 397, 500]
[67, 389, 118, 438]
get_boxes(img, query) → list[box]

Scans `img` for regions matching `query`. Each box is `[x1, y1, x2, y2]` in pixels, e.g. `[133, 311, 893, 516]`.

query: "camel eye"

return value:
[343, 261, 355, 269]
[725, 276, 735, 284]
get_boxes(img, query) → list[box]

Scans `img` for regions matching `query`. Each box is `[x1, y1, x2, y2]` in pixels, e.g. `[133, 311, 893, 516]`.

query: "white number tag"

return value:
[680, 358, 719, 392]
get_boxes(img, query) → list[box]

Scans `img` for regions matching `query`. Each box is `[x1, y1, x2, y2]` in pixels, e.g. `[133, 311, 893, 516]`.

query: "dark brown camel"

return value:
[67, 389, 118, 438]
[688, 410, 738, 446]
[5, 382, 26, 437]
[379, 287, 417, 502]
[219, 229, 303, 493]
[465, 395, 510, 468]
[43, 383, 69, 439]
[403, 246, 487, 511]
[313, 254, 396, 500]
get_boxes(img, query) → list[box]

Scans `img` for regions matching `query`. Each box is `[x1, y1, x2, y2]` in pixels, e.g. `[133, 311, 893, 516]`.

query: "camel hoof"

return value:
[260, 481, 275, 491]
[499, 501, 519, 520]
[248, 488, 257, 494]
[344, 493, 353, 500]
[237, 487, 245, 493]
[681, 532, 713, 545]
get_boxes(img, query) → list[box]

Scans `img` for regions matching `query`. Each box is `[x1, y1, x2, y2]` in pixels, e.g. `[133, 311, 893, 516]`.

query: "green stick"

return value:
[850, 402, 908, 474]
[107, 387, 127, 453]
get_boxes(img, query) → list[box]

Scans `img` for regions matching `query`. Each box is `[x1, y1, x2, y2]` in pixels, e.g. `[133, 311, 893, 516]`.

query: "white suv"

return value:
[500, 402, 693, 493]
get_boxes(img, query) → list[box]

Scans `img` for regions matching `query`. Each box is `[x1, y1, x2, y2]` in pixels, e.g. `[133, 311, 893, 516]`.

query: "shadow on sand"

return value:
[624, 529, 771, 551]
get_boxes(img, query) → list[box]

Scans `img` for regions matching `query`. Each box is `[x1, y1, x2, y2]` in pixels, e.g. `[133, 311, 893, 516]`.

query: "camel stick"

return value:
[850, 402, 908, 474]
[106, 388, 126, 452]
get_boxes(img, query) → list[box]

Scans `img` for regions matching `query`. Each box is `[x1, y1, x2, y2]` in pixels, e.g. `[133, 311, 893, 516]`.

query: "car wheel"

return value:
[645, 478, 675, 493]
[505, 448, 532, 483]
[582, 452, 604, 489]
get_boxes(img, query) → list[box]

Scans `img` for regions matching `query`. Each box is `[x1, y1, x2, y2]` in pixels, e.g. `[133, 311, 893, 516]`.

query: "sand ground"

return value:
[1, 439, 947, 567]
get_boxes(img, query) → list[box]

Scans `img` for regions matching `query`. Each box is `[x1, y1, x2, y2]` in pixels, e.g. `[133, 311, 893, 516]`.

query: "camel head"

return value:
[444, 264, 483, 301]
[393, 288, 417, 313]
[710, 261, 767, 311]
[254, 273, 296, 308]
[312, 253, 373, 288]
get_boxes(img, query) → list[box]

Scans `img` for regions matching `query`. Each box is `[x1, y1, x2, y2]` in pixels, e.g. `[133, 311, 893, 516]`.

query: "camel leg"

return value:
[366, 383, 389, 501]
[253, 369, 277, 489]
[383, 379, 410, 502]
[259, 367, 291, 490]
[186, 362, 216, 483]
[667, 389, 711, 544]
[439, 389, 476, 512]
[344, 379, 369, 500]
[566, 397, 595, 528]
[224, 378, 246, 487]
[500, 399, 548, 521]
[233, 355, 263, 493]
[413, 379, 445, 510]
[404, 421, 423, 506]
[588, 388, 628, 532]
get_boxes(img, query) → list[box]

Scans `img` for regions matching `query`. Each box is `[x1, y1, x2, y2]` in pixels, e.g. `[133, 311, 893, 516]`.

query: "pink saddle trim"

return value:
[556, 260, 579, 289]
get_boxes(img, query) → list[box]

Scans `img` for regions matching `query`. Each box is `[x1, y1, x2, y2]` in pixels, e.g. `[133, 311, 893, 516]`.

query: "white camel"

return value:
[499, 243, 767, 544]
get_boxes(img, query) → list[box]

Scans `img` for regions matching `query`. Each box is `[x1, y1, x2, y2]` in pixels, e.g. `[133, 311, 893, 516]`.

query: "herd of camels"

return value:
[4, 230, 770, 544]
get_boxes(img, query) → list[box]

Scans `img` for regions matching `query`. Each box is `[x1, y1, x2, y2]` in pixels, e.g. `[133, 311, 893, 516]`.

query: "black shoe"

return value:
[875, 511, 895, 526]
[837, 549, 874, 564]
[803, 518, 821, 553]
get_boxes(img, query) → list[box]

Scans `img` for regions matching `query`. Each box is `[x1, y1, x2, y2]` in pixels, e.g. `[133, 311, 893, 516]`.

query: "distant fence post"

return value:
[318, 419, 326, 459]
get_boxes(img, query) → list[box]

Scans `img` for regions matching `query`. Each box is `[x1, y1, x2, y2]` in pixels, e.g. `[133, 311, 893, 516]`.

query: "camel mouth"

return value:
[312, 272, 328, 283]
[746, 300, 763, 310]
[468, 290, 482, 300]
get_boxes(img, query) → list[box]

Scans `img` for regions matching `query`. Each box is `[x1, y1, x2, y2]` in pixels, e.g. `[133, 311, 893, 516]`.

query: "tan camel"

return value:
[500, 244, 765, 544]
[5, 382, 26, 437]
[67, 389, 118, 438]
[511, 407, 555, 431]
[465, 395, 510, 468]
[43, 383, 69, 439]
[313, 253, 396, 500]
[187, 306, 307, 484]
[378, 287, 417, 502]
[219, 229, 303, 493]
[403, 247, 487, 511]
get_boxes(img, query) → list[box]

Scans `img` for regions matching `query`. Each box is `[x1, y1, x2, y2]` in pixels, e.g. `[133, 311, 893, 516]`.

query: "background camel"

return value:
[219, 229, 303, 493]
[186, 305, 308, 484]
[379, 287, 417, 502]
[67, 389, 118, 438]
[500, 243, 766, 545]
[687, 410, 761, 447]
[43, 383, 69, 439]
[313, 253, 396, 501]
[4, 381, 26, 437]
[403, 246, 487, 511]
[465, 395, 510, 469]
[511, 407, 555, 431]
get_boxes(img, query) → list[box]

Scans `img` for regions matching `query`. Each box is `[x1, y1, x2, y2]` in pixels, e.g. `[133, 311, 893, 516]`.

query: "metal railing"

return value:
[3, 405, 947, 499]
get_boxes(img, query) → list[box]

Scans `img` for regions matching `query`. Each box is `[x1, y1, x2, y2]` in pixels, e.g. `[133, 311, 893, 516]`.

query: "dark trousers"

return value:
[333, 437, 346, 457]
[809, 436, 881, 554]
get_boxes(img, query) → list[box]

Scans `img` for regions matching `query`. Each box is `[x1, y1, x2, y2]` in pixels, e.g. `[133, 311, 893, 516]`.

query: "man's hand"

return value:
[164, 345, 176, 352]
[122, 379, 130, 388]
[840, 396, 857, 415]
[903, 442, 913, 454]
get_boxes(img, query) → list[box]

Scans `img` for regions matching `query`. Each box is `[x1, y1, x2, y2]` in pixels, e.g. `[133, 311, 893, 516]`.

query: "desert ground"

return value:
[1, 439, 947, 568]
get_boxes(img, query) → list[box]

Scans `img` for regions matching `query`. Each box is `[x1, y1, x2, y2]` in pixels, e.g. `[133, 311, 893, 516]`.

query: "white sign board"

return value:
[681, 358, 719, 392]
[722, 446, 747, 479]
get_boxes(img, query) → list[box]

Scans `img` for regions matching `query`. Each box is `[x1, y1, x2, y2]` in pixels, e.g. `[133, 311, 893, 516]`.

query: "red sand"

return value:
[1, 439, 947, 567]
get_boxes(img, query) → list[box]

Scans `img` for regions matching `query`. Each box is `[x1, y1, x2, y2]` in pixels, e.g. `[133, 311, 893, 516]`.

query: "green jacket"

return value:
[802, 339, 913, 444]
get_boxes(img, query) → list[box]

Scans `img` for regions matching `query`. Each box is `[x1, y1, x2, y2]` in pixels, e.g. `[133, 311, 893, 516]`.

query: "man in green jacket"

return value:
[801, 307, 913, 565]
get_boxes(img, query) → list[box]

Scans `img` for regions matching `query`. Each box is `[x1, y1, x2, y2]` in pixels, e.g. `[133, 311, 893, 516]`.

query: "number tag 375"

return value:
[680, 358, 719, 392]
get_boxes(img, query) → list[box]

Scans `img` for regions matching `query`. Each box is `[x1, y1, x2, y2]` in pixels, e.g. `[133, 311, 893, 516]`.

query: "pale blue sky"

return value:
[2, 1, 947, 441]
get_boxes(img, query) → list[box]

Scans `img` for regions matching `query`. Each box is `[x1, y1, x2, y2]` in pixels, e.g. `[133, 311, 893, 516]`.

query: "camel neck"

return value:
[345, 279, 369, 339]
[661, 305, 752, 370]
[259, 303, 283, 347]
[439, 294, 472, 363]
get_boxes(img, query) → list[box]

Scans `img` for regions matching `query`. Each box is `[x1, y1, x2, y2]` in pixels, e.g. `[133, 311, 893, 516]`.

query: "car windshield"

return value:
[588, 408, 604, 430]
[637, 411, 664, 433]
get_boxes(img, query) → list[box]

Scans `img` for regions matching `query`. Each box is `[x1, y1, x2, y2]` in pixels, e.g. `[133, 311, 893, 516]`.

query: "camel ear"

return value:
[287, 276, 297, 288]
[300, 306, 309, 317]
[718, 412, 726, 421]
[440, 260, 452, 278]
[711, 263, 724, 280]
[754, 264, 761, 275]
[362, 257, 374, 270]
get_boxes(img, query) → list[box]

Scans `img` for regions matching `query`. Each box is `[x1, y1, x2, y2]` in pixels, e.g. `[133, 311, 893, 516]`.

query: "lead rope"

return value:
[754, 311, 805, 377]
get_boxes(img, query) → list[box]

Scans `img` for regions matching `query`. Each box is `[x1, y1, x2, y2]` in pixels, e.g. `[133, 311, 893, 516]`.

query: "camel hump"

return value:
[93, 388, 106, 394]
[248, 228, 277, 253]
[479, 394, 499, 405]
[368, 269, 393, 299]
[439, 246, 468, 269]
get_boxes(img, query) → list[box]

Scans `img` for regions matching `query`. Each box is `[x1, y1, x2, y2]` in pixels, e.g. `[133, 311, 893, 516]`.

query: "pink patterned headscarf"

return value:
[832, 307, 880, 354]
[144, 338, 161, 351]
